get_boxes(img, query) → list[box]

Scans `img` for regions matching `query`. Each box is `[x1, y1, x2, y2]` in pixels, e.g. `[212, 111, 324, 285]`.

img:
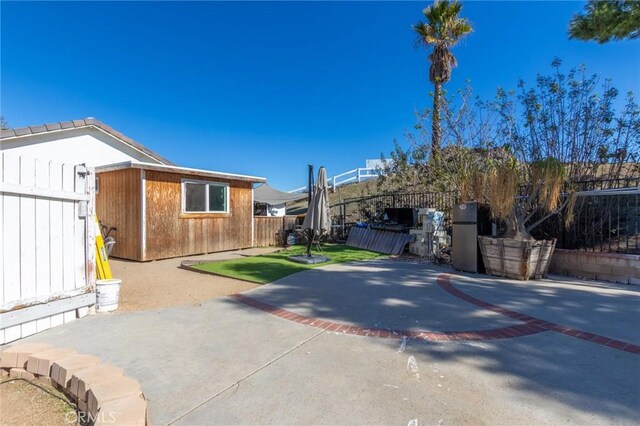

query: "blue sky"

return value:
[2, 1, 639, 190]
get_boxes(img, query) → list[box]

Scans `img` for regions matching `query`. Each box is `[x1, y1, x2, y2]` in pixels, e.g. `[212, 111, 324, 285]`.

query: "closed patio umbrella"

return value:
[302, 166, 330, 256]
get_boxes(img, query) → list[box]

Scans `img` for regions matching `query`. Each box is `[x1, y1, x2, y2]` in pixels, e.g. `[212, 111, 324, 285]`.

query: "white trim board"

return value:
[0, 292, 95, 329]
[0, 183, 91, 202]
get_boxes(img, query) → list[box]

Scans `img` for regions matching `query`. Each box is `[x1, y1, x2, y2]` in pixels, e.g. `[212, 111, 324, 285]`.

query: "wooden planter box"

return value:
[478, 236, 556, 280]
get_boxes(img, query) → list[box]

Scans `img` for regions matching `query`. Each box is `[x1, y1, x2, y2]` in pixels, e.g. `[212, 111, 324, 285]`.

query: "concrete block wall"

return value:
[549, 249, 640, 285]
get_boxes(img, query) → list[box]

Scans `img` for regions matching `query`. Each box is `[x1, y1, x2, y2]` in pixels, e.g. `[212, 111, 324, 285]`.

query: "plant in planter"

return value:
[379, 60, 639, 278]
[468, 64, 639, 278]
[469, 155, 571, 280]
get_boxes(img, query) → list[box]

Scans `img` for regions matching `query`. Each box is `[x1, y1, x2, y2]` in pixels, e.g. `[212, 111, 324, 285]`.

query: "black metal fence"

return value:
[567, 192, 638, 254]
[331, 178, 640, 255]
[533, 181, 640, 255]
[331, 191, 458, 226]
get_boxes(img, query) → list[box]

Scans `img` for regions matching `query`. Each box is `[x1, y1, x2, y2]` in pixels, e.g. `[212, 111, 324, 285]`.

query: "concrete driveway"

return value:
[17, 259, 640, 425]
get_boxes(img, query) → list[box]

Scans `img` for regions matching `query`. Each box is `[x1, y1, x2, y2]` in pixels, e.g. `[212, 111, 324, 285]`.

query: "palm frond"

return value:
[415, 0, 473, 49]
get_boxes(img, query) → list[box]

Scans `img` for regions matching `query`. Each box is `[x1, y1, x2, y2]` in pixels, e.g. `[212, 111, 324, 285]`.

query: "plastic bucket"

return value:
[96, 279, 121, 312]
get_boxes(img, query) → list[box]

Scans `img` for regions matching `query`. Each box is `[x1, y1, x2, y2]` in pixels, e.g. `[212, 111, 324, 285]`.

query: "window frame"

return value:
[181, 178, 230, 214]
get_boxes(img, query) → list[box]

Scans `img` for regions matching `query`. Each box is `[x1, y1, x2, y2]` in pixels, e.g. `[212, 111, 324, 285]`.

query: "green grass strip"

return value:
[193, 244, 384, 284]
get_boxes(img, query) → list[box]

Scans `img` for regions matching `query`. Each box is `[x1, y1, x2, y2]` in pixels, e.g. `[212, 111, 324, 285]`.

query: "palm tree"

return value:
[569, 0, 640, 43]
[414, 1, 472, 159]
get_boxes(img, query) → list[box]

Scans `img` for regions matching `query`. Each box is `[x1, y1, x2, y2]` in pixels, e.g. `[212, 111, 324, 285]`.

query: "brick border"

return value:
[437, 274, 640, 355]
[230, 274, 640, 355]
[231, 294, 547, 342]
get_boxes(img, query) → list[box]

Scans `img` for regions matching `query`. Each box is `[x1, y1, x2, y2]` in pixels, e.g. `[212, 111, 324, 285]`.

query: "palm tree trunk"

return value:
[432, 80, 442, 160]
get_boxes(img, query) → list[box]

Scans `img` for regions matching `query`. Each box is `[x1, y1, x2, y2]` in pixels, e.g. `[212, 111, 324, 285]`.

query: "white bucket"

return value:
[96, 279, 121, 312]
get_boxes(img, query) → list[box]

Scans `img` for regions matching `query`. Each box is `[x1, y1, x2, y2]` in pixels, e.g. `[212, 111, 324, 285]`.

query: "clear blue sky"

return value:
[2, 1, 639, 190]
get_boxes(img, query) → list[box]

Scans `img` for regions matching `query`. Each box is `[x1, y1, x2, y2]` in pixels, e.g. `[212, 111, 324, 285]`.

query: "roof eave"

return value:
[0, 117, 175, 166]
[96, 161, 267, 183]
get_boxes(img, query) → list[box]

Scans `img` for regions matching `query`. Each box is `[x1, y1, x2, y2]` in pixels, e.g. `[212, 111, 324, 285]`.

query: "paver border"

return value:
[231, 292, 548, 341]
[436, 273, 640, 354]
[230, 273, 640, 355]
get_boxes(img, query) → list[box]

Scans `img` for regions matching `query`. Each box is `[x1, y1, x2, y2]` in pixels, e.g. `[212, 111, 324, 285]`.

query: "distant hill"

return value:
[286, 179, 379, 215]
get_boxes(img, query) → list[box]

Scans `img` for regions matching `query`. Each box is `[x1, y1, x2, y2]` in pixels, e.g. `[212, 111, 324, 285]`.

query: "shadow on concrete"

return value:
[222, 259, 640, 422]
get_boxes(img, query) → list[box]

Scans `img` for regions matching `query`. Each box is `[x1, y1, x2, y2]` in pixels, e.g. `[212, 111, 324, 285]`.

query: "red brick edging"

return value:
[230, 274, 640, 355]
[230, 294, 547, 342]
[436, 273, 640, 355]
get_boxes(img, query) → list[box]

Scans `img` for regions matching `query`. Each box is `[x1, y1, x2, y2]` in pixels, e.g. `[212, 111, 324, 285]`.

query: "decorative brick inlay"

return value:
[230, 273, 639, 356]
[230, 293, 546, 342]
[436, 273, 640, 355]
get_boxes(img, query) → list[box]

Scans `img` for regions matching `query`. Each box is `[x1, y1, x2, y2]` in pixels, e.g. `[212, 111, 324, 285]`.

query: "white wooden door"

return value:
[0, 152, 96, 343]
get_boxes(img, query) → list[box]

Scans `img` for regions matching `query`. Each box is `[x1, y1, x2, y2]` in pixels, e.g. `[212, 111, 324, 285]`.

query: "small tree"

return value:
[469, 59, 639, 240]
[380, 60, 639, 241]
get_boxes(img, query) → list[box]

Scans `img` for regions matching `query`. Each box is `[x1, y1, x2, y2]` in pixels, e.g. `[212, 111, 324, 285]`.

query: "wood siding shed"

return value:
[96, 163, 264, 261]
[96, 168, 142, 260]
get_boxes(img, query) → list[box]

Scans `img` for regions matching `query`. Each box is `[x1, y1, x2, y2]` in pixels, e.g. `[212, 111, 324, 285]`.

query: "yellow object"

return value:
[95, 216, 112, 280]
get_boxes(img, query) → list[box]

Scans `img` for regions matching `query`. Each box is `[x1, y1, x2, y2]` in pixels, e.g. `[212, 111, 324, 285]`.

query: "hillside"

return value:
[286, 179, 379, 215]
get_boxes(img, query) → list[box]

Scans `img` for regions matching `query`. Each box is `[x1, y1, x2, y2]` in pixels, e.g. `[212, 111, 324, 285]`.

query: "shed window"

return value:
[182, 179, 229, 213]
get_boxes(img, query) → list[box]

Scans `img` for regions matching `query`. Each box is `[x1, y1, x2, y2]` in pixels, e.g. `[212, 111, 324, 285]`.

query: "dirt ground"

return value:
[110, 247, 280, 312]
[0, 379, 76, 426]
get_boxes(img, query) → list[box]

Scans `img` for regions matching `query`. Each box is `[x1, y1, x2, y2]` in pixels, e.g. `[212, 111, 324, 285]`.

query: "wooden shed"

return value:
[95, 161, 266, 261]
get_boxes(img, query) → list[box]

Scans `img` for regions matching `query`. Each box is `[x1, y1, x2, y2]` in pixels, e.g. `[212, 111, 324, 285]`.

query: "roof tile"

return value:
[14, 127, 32, 136]
[1, 117, 176, 166]
[29, 125, 47, 133]
[45, 123, 62, 131]
[1, 129, 16, 138]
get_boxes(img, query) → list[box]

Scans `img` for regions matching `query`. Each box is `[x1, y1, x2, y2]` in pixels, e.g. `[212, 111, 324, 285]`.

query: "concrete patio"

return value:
[15, 259, 640, 425]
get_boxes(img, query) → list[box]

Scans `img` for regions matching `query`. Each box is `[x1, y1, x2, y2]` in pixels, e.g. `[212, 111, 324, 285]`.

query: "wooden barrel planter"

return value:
[477, 236, 557, 280]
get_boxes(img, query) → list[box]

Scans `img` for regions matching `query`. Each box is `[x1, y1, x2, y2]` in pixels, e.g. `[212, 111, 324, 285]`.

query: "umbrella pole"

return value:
[306, 229, 315, 257]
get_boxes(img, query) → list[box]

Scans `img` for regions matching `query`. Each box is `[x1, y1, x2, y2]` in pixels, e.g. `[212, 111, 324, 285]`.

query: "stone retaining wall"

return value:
[0, 343, 146, 425]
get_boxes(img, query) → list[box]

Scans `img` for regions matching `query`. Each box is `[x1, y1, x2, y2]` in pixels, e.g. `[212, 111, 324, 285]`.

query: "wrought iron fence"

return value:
[331, 178, 639, 254]
[332, 191, 458, 223]
[567, 191, 639, 254]
[533, 183, 640, 255]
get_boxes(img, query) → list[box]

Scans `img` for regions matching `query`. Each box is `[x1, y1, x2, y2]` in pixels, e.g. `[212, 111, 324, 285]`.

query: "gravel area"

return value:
[110, 248, 280, 312]
[0, 379, 75, 426]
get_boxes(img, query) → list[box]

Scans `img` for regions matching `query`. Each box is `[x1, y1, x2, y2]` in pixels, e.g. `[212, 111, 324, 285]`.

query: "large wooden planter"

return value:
[478, 236, 556, 280]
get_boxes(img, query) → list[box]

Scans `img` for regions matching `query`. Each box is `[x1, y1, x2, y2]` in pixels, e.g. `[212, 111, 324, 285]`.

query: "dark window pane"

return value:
[209, 185, 227, 212]
[185, 183, 206, 212]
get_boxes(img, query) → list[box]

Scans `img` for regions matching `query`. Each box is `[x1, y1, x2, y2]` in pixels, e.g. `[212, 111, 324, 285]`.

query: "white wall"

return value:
[1, 127, 162, 167]
[365, 159, 384, 169]
[267, 203, 286, 217]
